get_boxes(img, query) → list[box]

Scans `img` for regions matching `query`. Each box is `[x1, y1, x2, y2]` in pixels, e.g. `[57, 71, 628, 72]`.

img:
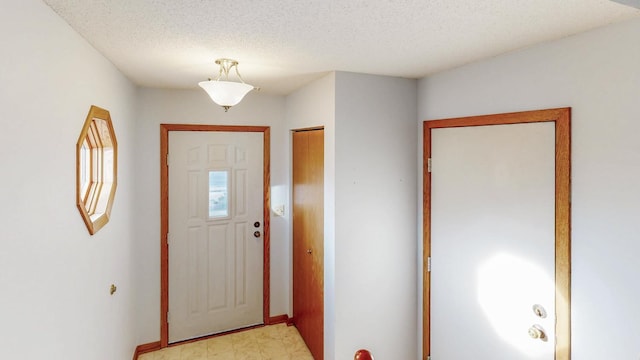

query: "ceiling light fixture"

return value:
[198, 58, 255, 112]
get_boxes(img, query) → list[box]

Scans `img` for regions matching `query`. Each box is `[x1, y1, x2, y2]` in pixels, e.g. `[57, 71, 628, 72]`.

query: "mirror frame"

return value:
[76, 105, 118, 235]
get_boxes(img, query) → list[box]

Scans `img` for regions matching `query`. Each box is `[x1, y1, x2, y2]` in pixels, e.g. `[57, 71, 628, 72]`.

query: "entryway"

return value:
[159, 124, 271, 346]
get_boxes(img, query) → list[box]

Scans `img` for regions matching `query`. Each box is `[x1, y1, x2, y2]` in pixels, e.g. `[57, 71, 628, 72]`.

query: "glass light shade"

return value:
[198, 80, 254, 107]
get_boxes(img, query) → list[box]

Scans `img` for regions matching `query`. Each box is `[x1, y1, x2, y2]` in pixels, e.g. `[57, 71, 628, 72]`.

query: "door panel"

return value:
[168, 131, 263, 343]
[423, 108, 571, 360]
[431, 122, 555, 359]
[293, 129, 324, 360]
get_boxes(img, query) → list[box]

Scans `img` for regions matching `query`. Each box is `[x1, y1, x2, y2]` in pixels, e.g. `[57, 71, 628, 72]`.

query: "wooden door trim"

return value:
[422, 108, 571, 360]
[160, 124, 271, 348]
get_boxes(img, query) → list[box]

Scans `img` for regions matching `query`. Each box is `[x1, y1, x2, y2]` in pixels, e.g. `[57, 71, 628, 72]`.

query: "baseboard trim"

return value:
[268, 314, 289, 325]
[286, 316, 295, 326]
[132, 341, 161, 360]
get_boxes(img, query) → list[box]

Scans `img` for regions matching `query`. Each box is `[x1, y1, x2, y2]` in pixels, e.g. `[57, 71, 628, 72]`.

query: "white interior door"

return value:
[168, 131, 263, 343]
[430, 122, 556, 359]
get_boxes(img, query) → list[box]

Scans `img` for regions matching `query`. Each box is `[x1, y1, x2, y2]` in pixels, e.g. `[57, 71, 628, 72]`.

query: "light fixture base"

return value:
[214, 58, 243, 82]
[215, 58, 238, 66]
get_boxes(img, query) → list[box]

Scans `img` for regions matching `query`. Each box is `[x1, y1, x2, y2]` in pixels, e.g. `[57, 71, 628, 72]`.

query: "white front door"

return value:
[430, 122, 556, 359]
[168, 131, 264, 343]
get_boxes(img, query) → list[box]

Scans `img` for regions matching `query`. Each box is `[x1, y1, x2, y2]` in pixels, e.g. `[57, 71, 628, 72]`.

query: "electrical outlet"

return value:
[273, 205, 285, 216]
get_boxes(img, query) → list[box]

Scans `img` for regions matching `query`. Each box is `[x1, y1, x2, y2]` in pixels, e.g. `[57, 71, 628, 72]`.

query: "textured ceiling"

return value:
[43, 0, 640, 94]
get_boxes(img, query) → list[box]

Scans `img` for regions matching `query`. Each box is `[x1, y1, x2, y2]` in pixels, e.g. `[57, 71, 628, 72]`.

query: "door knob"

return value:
[528, 324, 547, 341]
[254, 231, 261, 238]
[307, 249, 312, 254]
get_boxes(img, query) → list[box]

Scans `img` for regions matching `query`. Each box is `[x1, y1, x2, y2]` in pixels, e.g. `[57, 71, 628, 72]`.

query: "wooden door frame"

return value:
[422, 108, 571, 360]
[160, 124, 271, 347]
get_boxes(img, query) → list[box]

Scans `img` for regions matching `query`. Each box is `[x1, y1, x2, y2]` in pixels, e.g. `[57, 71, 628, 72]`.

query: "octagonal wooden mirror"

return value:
[76, 105, 117, 235]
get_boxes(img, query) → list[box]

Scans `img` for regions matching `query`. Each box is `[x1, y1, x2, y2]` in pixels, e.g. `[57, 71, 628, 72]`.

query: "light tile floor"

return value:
[139, 323, 314, 360]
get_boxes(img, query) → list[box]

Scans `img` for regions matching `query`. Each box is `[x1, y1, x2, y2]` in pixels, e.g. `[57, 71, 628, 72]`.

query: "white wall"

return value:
[334, 72, 418, 359]
[285, 72, 418, 359]
[285, 72, 337, 359]
[133, 88, 288, 344]
[0, 1, 138, 359]
[418, 18, 640, 359]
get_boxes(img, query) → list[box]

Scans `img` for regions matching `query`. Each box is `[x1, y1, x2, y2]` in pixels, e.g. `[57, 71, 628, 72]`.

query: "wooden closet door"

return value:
[293, 129, 324, 360]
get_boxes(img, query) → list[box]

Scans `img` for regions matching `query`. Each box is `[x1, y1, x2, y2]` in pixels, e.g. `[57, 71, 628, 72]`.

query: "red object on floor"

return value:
[354, 349, 374, 360]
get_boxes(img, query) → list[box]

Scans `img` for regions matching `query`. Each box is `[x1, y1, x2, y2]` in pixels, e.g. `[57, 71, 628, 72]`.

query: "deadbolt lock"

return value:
[532, 304, 547, 318]
[254, 221, 260, 228]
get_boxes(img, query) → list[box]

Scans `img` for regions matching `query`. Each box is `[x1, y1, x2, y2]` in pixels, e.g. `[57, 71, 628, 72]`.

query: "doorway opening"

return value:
[291, 127, 325, 360]
[422, 108, 571, 360]
[159, 124, 271, 347]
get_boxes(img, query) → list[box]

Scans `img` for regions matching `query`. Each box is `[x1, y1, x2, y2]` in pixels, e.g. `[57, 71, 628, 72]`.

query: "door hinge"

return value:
[166, 233, 170, 245]
[167, 312, 171, 323]
[427, 356, 431, 360]
[427, 158, 432, 173]
[166, 153, 169, 166]
[427, 256, 432, 272]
